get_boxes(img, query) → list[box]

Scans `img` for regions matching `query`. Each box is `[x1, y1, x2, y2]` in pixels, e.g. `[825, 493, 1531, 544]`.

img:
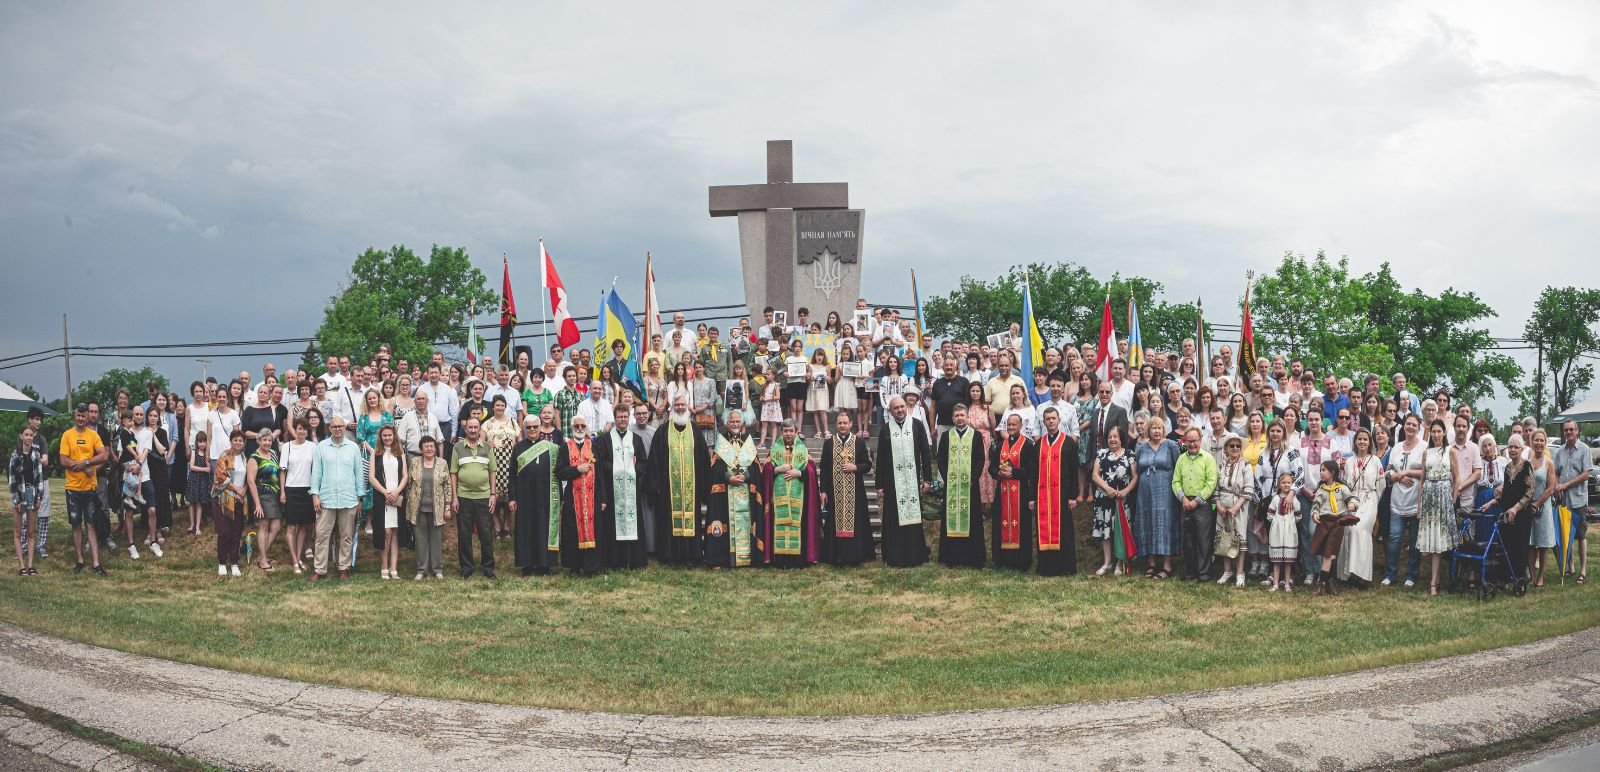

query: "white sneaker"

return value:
[1217, 572, 1233, 585]
[1380, 578, 1393, 586]
[149, 543, 163, 558]
[1403, 579, 1416, 588]
[229, 565, 241, 577]
[414, 572, 424, 581]
[1236, 575, 1245, 588]
[218, 564, 227, 576]
[1303, 575, 1314, 585]
[128, 544, 140, 560]
[434, 570, 444, 579]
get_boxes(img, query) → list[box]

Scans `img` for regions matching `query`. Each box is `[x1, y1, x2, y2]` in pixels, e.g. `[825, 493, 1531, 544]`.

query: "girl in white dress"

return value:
[368, 425, 409, 580]
[805, 348, 832, 438]
[1337, 428, 1385, 584]
[833, 345, 860, 415]
[1266, 472, 1299, 592]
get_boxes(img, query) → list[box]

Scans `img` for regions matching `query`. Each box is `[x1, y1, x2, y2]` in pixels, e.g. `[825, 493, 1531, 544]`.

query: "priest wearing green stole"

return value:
[937, 404, 987, 567]
[649, 396, 710, 565]
[596, 404, 648, 569]
[763, 419, 821, 568]
[705, 410, 761, 568]
[876, 396, 932, 567]
[509, 414, 561, 577]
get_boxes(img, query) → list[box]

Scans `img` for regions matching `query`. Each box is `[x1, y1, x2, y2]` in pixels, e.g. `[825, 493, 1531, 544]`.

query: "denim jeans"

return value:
[1386, 514, 1421, 583]
[1298, 492, 1319, 578]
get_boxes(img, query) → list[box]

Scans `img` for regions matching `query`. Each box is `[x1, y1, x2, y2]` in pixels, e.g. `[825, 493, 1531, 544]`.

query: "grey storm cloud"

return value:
[2, 0, 1598, 413]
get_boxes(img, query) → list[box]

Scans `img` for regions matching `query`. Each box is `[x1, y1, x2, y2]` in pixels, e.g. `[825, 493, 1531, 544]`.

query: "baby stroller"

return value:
[1450, 495, 1527, 600]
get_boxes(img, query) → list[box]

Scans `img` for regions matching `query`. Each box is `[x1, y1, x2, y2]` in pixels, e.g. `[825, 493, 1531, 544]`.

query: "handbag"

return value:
[1213, 516, 1242, 558]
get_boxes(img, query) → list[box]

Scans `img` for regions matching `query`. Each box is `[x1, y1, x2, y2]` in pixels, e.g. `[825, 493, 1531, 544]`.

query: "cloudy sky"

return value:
[2, 1, 1597, 408]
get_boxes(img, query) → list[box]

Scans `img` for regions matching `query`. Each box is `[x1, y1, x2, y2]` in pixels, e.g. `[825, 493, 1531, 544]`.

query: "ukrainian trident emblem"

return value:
[810, 247, 844, 299]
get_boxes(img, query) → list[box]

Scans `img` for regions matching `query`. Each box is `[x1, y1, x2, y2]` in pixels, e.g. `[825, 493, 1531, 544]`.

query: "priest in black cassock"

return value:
[990, 412, 1036, 571]
[937, 403, 987, 567]
[595, 404, 648, 569]
[509, 414, 561, 576]
[875, 396, 931, 567]
[649, 396, 710, 565]
[1031, 405, 1080, 577]
[820, 410, 874, 566]
[556, 415, 603, 576]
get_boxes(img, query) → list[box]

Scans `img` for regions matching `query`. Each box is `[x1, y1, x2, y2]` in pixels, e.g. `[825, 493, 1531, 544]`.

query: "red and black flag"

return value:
[1237, 277, 1257, 379]
[499, 256, 517, 367]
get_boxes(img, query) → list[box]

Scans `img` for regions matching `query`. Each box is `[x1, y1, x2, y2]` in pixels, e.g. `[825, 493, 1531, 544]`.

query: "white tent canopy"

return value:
[0, 379, 55, 414]
[1550, 392, 1600, 425]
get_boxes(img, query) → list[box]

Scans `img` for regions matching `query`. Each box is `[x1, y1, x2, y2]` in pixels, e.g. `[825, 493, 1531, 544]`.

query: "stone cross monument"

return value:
[709, 140, 865, 323]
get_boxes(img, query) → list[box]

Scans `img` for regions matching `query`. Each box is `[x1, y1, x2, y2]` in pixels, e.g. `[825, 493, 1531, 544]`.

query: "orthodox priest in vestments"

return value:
[510, 418, 561, 576]
[991, 413, 1036, 571]
[595, 405, 648, 569]
[937, 404, 987, 567]
[875, 397, 931, 567]
[705, 410, 761, 568]
[1032, 406, 1080, 577]
[649, 398, 710, 565]
[556, 418, 603, 576]
[762, 420, 821, 568]
[820, 410, 874, 566]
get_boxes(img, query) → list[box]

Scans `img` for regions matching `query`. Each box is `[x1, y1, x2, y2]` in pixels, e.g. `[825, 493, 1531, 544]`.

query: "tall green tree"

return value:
[72, 367, 167, 415]
[1396, 287, 1520, 407]
[315, 245, 496, 366]
[922, 262, 1202, 351]
[1523, 286, 1600, 418]
[1248, 251, 1374, 373]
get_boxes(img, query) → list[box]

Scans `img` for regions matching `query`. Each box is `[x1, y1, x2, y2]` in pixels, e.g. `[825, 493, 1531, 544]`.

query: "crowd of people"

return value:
[8, 299, 1595, 599]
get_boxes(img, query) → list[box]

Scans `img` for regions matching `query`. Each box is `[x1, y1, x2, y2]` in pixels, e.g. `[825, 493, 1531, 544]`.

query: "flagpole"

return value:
[539, 239, 551, 361]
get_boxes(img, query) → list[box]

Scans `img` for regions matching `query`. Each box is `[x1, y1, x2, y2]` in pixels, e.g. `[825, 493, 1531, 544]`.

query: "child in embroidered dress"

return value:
[1266, 472, 1299, 593]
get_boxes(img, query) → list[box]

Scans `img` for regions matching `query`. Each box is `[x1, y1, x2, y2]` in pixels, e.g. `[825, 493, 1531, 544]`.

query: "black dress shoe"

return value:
[481, 570, 497, 580]
[459, 570, 474, 580]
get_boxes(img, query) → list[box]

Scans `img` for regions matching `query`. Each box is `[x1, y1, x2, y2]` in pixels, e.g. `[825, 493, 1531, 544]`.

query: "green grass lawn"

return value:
[1, 476, 1596, 716]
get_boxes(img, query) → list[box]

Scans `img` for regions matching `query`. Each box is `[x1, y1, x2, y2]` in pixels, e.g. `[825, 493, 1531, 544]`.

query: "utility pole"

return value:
[196, 358, 211, 382]
[1534, 338, 1544, 424]
[62, 313, 73, 413]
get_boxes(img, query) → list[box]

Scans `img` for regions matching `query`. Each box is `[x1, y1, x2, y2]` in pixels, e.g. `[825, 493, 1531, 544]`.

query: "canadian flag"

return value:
[541, 240, 581, 350]
[1093, 294, 1118, 382]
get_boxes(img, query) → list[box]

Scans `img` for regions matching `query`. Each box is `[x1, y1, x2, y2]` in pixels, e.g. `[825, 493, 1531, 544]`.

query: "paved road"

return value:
[1, 622, 1597, 771]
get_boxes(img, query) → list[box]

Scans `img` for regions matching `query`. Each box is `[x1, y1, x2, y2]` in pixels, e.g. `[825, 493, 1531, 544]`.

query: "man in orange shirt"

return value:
[59, 403, 110, 575]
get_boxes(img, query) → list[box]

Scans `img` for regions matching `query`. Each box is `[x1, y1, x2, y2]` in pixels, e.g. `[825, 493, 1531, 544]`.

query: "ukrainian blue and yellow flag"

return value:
[1020, 273, 1047, 386]
[594, 289, 643, 390]
[1126, 297, 1144, 369]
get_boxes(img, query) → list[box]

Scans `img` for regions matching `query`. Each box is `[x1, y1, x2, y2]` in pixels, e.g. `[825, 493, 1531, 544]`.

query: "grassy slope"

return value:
[0, 477, 1594, 716]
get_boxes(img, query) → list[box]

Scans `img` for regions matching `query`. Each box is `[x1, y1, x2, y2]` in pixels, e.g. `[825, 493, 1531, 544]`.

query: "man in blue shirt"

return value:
[310, 414, 364, 580]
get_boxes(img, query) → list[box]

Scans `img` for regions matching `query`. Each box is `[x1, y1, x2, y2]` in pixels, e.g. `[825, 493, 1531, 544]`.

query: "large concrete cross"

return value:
[709, 140, 859, 321]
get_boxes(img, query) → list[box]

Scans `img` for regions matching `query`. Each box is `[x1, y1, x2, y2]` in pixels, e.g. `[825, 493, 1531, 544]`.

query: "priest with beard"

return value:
[937, 403, 987, 567]
[649, 396, 710, 565]
[556, 414, 603, 576]
[509, 413, 561, 576]
[595, 404, 648, 569]
[762, 419, 821, 568]
[820, 410, 874, 566]
[990, 412, 1036, 571]
[875, 396, 931, 567]
[705, 410, 761, 568]
[1030, 405, 1080, 577]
